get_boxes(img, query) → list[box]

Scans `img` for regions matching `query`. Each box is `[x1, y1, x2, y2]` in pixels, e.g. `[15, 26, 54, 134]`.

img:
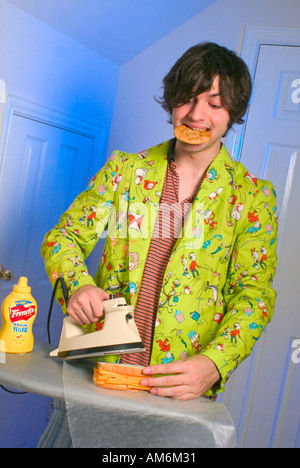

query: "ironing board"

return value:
[0, 340, 64, 399]
[0, 341, 236, 448]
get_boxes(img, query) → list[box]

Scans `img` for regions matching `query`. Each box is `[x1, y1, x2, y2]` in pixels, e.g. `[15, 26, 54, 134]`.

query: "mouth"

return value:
[187, 124, 210, 131]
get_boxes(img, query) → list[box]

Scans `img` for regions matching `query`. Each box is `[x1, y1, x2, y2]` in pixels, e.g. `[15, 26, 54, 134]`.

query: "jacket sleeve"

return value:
[201, 181, 278, 395]
[40, 153, 119, 313]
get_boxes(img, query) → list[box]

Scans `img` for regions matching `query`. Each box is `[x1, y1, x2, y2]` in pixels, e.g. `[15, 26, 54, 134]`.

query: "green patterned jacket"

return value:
[41, 140, 278, 396]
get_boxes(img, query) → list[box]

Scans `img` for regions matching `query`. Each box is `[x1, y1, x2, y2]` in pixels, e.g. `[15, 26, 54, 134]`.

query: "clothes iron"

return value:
[49, 296, 145, 360]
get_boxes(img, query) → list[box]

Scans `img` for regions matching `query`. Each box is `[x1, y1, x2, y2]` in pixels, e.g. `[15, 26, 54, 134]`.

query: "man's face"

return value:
[172, 76, 230, 156]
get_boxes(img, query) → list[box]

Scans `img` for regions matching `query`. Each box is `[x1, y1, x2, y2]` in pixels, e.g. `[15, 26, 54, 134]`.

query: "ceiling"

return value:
[7, 0, 218, 65]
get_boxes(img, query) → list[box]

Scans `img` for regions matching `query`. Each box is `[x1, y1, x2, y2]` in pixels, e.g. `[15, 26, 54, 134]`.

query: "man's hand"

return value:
[66, 284, 109, 325]
[141, 354, 221, 400]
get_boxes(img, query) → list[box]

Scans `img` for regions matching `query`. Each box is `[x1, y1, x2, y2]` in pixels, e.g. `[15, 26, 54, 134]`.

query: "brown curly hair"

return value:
[158, 42, 252, 130]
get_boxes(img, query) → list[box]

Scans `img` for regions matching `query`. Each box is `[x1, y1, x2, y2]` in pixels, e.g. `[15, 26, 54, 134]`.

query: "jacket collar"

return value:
[167, 138, 176, 163]
[133, 139, 236, 204]
[168, 139, 235, 195]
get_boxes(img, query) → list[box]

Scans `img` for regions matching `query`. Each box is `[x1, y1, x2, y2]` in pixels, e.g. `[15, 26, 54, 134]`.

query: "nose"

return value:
[188, 98, 206, 122]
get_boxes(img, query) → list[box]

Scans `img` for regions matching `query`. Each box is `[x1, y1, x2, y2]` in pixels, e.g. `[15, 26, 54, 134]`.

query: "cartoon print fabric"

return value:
[41, 140, 278, 396]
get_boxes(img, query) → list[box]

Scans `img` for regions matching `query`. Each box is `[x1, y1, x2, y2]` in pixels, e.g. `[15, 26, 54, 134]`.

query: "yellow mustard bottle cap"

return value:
[13, 276, 31, 293]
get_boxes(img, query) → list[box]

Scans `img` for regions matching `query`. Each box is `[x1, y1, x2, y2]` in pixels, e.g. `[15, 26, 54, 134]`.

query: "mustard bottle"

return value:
[0, 277, 37, 353]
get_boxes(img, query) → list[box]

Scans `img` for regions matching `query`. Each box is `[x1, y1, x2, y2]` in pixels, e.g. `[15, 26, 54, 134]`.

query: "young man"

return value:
[41, 43, 277, 401]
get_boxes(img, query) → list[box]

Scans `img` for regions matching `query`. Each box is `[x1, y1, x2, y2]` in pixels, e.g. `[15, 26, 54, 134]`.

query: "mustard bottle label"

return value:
[9, 301, 36, 325]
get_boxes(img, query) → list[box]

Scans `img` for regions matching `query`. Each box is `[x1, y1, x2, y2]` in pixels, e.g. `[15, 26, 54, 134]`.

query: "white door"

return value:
[0, 107, 96, 447]
[0, 112, 96, 340]
[221, 34, 300, 448]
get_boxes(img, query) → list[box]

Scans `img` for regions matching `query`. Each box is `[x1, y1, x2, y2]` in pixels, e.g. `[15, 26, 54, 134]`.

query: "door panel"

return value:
[0, 115, 95, 338]
[221, 43, 300, 448]
[0, 112, 95, 447]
